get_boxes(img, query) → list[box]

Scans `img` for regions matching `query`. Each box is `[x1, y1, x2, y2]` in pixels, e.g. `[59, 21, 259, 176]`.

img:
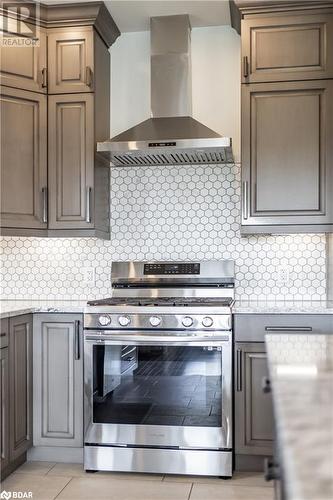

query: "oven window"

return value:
[93, 345, 222, 427]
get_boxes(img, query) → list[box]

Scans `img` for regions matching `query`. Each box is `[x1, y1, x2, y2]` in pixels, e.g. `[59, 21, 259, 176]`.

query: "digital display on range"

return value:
[144, 263, 200, 275]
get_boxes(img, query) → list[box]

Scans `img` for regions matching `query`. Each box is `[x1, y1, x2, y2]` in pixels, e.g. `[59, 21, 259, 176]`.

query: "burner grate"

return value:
[87, 297, 234, 307]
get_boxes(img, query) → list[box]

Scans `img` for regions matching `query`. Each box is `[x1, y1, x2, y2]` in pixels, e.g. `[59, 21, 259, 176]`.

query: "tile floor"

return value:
[1, 461, 274, 500]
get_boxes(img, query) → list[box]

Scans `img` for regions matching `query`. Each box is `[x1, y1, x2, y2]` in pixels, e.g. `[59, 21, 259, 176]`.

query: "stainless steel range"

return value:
[84, 261, 234, 477]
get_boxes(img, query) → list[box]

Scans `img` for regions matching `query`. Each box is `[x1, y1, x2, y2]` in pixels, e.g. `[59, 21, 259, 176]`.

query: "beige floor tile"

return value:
[57, 476, 191, 500]
[231, 472, 273, 488]
[164, 472, 270, 487]
[2, 473, 71, 500]
[15, 461, 56, 476]
[48, 463, 163, 481]
[190, 483, 274, 500]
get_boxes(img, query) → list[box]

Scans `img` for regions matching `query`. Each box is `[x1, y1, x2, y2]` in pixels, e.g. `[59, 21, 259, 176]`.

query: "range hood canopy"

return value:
[97, 14, 233, 166]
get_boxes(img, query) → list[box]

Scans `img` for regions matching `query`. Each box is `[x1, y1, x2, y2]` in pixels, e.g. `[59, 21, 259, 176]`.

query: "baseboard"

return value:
[1, 453, 26, 480]
[27, 446, 83, 463]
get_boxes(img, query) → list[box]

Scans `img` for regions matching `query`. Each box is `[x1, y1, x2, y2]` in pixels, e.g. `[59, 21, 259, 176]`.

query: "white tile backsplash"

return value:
[0, 164, 326, 300]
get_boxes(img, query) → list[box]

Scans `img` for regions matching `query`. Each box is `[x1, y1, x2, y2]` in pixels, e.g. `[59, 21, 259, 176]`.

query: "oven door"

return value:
[84, 332, 232, 451]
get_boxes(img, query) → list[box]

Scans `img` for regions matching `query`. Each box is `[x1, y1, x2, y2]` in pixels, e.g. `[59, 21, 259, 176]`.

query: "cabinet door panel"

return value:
[48, 28, 94, 94]
[0, 348, 10, 474]
[48, 94, 94, 229]
[235, 342, 274, 456]
[242, 14, 333, 82]
[241, 80, 333, 229]
[0, 25, 47, 93]
[33, 314, 83, 447]
[9, 315, 33, 461]
[0, 86, 47, 229]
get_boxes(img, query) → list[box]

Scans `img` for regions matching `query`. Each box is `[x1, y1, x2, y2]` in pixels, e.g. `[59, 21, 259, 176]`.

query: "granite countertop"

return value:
[0, 299, 88, 319]
[266, 333, 333, 500]
[234, 300, 333, 314]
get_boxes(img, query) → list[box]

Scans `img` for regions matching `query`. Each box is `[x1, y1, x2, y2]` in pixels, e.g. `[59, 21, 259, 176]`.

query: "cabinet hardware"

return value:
[0, 333, 6, 337]
[265, 326, 312, 332]
[264, 458, 280, 482]
[236, 348, 242, 392]
[86, 187, 92, 223]
[242, 181, 249, 220]
[41, 68, 47, 88]
[74, 320, 80, 360]
[262, 376, 271, 394]
[42, 187, 48, 223]
[85, 66, 93, 88]
[243, 56, 249, 78]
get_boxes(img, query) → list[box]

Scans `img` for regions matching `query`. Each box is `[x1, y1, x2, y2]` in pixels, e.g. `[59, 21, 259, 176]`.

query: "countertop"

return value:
[1, 299, 333, 319]
[0, 300, 87, 319]
[234, 300, 333, 314]
[265, 333, 333, 500]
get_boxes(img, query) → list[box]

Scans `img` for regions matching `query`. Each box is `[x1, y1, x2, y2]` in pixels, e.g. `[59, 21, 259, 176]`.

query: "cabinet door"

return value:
[33, 314, 83, 447]
[9, 315, 33, 461]
[0, 24, 47, 93]
[0, 347, 10, 474]
[235, 342, 274, 456]
[0, 86, 47, 229]
[241, 80, 333, 231]
[242, 13, 333, 83]
[48, 28, 94, 94]
[48, 93, 94, 230]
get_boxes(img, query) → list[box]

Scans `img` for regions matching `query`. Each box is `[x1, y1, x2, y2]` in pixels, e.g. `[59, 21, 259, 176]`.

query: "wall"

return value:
[0, 164, 326, 301]
[0, 26, 327, 301]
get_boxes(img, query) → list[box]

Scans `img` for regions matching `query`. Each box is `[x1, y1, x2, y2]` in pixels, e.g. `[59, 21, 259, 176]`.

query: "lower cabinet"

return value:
[0, 315, 33, 479]
[234, 342, 274, 457]
[33, 314, 83, 447]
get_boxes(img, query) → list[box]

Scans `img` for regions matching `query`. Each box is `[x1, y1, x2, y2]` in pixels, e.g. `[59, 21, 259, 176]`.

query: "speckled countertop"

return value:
[0, 299, 87, 319]
[234, 300, 333, 314]
[266, 333, 333, 500]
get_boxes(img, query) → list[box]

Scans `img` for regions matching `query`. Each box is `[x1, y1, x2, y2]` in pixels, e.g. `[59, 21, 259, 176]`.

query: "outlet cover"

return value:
[83, 267, 95, 286]
[277, 266, 290, 285]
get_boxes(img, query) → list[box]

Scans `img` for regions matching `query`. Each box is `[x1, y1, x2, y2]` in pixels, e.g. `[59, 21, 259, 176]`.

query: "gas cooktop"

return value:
[87, 296, 234, 307]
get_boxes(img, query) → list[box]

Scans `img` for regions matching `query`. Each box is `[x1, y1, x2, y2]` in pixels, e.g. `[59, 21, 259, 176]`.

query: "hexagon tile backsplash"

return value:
[0, 164, 327, 300]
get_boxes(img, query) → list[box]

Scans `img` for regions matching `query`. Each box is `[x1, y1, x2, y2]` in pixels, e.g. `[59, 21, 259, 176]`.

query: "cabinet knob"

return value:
[262, 376, 271, 394]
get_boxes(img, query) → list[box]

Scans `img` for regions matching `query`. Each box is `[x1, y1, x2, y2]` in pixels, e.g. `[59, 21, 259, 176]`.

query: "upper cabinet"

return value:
[241, 13, 333, 83]
[0, 24, 47, 93]
[241, 79, 333, 232]
[232, 0, 333, 234]
[0, 2, 120, 239]
[48, 28, 94, 94]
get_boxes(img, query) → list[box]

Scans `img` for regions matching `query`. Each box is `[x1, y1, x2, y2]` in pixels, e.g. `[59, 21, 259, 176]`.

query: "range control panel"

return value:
[144, 263, 200, 275]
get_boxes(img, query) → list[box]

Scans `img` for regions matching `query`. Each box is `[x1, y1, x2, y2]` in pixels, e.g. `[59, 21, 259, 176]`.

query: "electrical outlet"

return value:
[277, 266, 290, 285]
[83, 267, 95, 286]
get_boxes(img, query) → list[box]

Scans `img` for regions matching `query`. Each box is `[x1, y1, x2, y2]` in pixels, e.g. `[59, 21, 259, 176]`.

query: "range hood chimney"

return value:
[97, 15, 233, 166]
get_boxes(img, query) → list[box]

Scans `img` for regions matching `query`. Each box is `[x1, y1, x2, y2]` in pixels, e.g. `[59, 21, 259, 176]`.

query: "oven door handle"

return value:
[84, 332, 231, 345]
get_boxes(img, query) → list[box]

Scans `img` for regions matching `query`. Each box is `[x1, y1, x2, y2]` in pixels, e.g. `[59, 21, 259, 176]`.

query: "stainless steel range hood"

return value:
[97, 15, 233, 167]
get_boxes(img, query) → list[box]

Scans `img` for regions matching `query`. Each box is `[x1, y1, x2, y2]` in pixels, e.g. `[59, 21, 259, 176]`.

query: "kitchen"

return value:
[0, 0, 333, 499]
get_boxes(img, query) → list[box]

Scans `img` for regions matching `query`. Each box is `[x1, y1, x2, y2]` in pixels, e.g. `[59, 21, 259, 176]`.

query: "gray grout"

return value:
[187, 483, 194, 500]
[53, 476, 73, 500]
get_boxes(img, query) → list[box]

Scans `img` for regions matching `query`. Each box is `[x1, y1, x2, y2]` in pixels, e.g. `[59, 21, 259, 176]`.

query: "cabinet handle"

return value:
[41, 67, 47, 88]
[236, 348, 242, 392]
[243, 56, 249, 78]
[74, 320, 80, 360]
[264, 458, 280, 482]
[242, 181, 249, 220]
[265, 326, 312, 332]
[262, 376, 271, 394]
[42, 187, 48, 223]
[85, 66, 93, 88]
[86, 187, 92, 223]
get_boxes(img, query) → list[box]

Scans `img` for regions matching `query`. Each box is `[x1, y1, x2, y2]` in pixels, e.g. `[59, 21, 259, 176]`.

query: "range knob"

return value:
[182, 316, 194, 328]
[98, 314, 111, 326]
[202, 316, 214, 328]
[118, 315, 131, 327]
[149, 316, 161, 327]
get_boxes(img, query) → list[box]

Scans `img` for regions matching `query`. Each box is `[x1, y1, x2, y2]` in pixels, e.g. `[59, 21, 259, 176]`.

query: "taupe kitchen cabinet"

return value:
[241, 12, 333, 83]
[0, 85, 47, 231]
[235, 342, 274, 457]
[48, 94, 94, 229]
[9, 315, 33, 461]
[33, 314, 84, 448]
[47, 28, 94, 94]
[0, 25, 47, 93]
[0, 344, 10, 476]
[241, 79, 333, 233]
